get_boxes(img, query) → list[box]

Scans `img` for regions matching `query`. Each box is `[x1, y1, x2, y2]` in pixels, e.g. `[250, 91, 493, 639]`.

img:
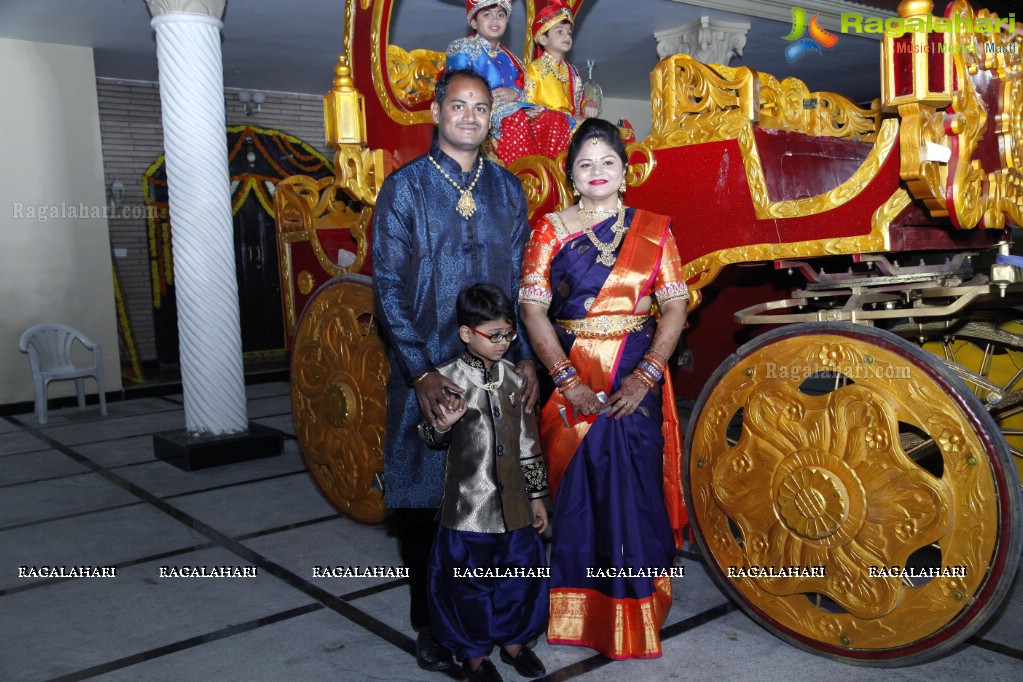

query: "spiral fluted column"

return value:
[148, 0, 247, 434]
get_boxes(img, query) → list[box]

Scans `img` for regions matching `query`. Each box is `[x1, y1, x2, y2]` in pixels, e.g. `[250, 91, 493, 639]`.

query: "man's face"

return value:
[471, 8, 509, 43]
[431, 76, 492, 154]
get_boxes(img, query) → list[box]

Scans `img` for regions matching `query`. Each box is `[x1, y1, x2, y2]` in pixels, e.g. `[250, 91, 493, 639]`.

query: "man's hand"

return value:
[513, 360, 539, 413]
[414, 372, 464, 424]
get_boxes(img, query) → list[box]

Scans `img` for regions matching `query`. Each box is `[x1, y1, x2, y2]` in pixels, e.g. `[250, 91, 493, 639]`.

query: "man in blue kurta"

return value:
[372, 66, 537, 673]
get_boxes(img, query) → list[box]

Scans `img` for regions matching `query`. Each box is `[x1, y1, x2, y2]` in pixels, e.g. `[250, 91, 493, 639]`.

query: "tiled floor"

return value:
[1, 382, 1020, 681]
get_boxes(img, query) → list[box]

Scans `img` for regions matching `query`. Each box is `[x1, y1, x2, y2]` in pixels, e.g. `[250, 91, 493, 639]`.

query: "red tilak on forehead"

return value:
[468, 91, 476, 98]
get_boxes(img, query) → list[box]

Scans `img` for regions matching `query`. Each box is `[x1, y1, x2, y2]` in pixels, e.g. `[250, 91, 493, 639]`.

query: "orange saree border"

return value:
[548, 576, 673, 659]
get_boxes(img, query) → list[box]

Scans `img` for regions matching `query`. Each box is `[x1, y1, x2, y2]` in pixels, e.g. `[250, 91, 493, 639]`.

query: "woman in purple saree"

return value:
[520, 119, 689, 659]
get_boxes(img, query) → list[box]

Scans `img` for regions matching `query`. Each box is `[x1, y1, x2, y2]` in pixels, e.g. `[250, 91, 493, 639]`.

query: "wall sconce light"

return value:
[238, 90, 265, 116]
[111, 178, 124, 208]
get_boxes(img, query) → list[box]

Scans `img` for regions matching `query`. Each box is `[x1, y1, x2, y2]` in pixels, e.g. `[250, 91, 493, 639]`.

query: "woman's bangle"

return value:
[433, 424, 451, 434]
[635, 358, 664, 383]
[549, 358, 572, 377]
[645, 349, 668, 367]
[557, 374, 582, 394]
[632, 368, 656, 389]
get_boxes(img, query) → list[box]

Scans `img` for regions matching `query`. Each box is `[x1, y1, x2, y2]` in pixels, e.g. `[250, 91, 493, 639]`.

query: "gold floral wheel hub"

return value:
[777, 465, 849, 540]
[290, 279, 389, 524]
[324, 381, 356, 429]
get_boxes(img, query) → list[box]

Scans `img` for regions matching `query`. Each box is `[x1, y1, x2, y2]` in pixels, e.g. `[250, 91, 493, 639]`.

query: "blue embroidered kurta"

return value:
[446, 34, 528, 138]
[372, 142, 532, 508]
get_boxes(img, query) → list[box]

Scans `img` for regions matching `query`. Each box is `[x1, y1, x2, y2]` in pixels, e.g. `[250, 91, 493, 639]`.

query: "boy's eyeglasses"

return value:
[469, 327, 518, 344]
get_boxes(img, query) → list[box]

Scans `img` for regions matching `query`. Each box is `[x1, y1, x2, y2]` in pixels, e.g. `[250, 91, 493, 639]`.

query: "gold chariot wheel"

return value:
[290, 276, 389, 525]
[892, 312, 1023, 494]
[685, 322, 1022, 666]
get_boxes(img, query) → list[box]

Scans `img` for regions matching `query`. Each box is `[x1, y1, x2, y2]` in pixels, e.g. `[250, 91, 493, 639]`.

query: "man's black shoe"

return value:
[463, 658, 503, 682]
[499, 647, 546, 678]
[416, 627, 455, 672]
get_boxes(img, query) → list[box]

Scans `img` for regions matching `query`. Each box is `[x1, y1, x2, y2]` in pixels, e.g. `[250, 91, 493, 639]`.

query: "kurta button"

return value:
[493, 407, 501, 418]
[497, 444, 505, 456]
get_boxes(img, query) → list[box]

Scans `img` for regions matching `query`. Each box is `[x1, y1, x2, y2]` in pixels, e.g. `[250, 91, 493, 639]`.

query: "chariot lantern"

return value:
[881, 0, 954, 112]
[324, 57, 367, 147]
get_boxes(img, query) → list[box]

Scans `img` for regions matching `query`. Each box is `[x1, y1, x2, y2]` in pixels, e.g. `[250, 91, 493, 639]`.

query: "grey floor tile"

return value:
[240, 515, 401, 591]
[246, 394, 293, 419]
[75, 434, 161, 468]
[0, 547, 315, 681]
[0, 430, 51, 456]
[116, 440, 306, 499]
[978, 563, 1022, 650]
[0, 448, 90, 485]
[0, 418, 22, 434]
[0, 504, 209, 590]
[252, 413, 296, 436]
[165, 471, 338, 537]
[662, 558, 730, 628]
[245, 381, 290, 399]
[38, 410, 186, 446]
[0, 473, 140, 528]
[97, 607, 436, 682]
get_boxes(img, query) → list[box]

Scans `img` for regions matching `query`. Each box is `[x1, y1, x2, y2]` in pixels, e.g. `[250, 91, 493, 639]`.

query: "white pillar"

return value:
[147, 0, 247, 434]
[654, 16, 751, 65]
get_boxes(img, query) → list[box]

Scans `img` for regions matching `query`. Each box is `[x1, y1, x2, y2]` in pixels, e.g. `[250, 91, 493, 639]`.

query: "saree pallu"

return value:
[523, 209, 686, 659]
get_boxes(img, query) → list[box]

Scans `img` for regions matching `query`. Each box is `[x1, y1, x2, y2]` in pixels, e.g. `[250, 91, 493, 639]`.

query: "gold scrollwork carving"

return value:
[370, 3, 435, 126]
[690, 330, 1001, 649]
[892, 0, 1022, 229]
[509, 153, 574, 218]
[649, 55, 878, 143]
[386, 45, 445, 109]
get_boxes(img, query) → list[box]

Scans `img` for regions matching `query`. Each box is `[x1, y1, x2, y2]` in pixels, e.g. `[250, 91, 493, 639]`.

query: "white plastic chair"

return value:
[18, 323, 108, 424]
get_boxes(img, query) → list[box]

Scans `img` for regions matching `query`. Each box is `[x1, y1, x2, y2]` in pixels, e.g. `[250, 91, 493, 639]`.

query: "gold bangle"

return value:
[414, 371, 433, 385]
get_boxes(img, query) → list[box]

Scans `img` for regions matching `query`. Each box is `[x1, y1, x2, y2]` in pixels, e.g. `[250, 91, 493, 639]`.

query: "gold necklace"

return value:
[577, 198, 622, 225]
[458, 358, 504, 391]
[539, 53, 569, 83]
[581, 206, 627, 267]
[428, 155, 483, 219]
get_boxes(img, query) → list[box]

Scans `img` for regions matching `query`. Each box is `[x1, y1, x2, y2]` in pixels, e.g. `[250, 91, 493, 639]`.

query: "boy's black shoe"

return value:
[416, 627, 454, 671]
[499, 647, 546, 678]
[463, 658, 504, 682]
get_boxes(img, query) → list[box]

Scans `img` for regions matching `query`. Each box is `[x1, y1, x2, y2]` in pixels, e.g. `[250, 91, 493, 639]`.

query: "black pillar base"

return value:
[153, 421, 284, 471]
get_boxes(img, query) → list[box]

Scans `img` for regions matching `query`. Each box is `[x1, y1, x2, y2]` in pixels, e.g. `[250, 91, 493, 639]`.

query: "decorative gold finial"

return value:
[897, 0, 933, 18]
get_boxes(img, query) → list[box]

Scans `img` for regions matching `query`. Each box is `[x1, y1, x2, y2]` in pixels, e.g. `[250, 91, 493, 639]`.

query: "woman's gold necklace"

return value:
[578, 199, 627, 267]
[459, 358, 504, 391]
[429, 155, 483, 219]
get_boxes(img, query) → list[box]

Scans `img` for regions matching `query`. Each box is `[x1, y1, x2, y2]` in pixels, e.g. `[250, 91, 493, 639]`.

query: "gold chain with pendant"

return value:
[580, 204, 627, 267]
[428, 154, 484, 220]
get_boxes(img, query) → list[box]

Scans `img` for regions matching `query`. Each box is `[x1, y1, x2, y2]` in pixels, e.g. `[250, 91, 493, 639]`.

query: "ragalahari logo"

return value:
[783, 7, 839, 62]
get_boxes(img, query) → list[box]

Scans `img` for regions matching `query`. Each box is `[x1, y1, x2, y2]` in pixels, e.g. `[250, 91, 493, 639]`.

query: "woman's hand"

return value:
[607, 373, 651, 420]
[563, 381, 602, 417]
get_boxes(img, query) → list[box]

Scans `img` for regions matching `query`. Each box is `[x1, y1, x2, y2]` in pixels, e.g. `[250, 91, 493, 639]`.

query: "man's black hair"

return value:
[434, 67, 493, 106]
[565, 117, 629, 189]
[457, 282, 516, 329]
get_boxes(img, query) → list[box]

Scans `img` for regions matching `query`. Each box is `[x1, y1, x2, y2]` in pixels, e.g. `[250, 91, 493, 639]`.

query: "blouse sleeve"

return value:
[518, 215, 562, 309]
[653, 224, 690, 305]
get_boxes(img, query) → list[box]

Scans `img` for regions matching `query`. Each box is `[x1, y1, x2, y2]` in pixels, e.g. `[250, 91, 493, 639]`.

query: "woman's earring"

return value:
[619, 178, 627, 195]
[572, 185, 580, 198]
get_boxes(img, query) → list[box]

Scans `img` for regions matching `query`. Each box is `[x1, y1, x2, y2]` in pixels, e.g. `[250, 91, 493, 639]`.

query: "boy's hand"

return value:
[493, 87, 519, 104]
[432, 398, 467, 433]
[530, 499, 548, 534]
